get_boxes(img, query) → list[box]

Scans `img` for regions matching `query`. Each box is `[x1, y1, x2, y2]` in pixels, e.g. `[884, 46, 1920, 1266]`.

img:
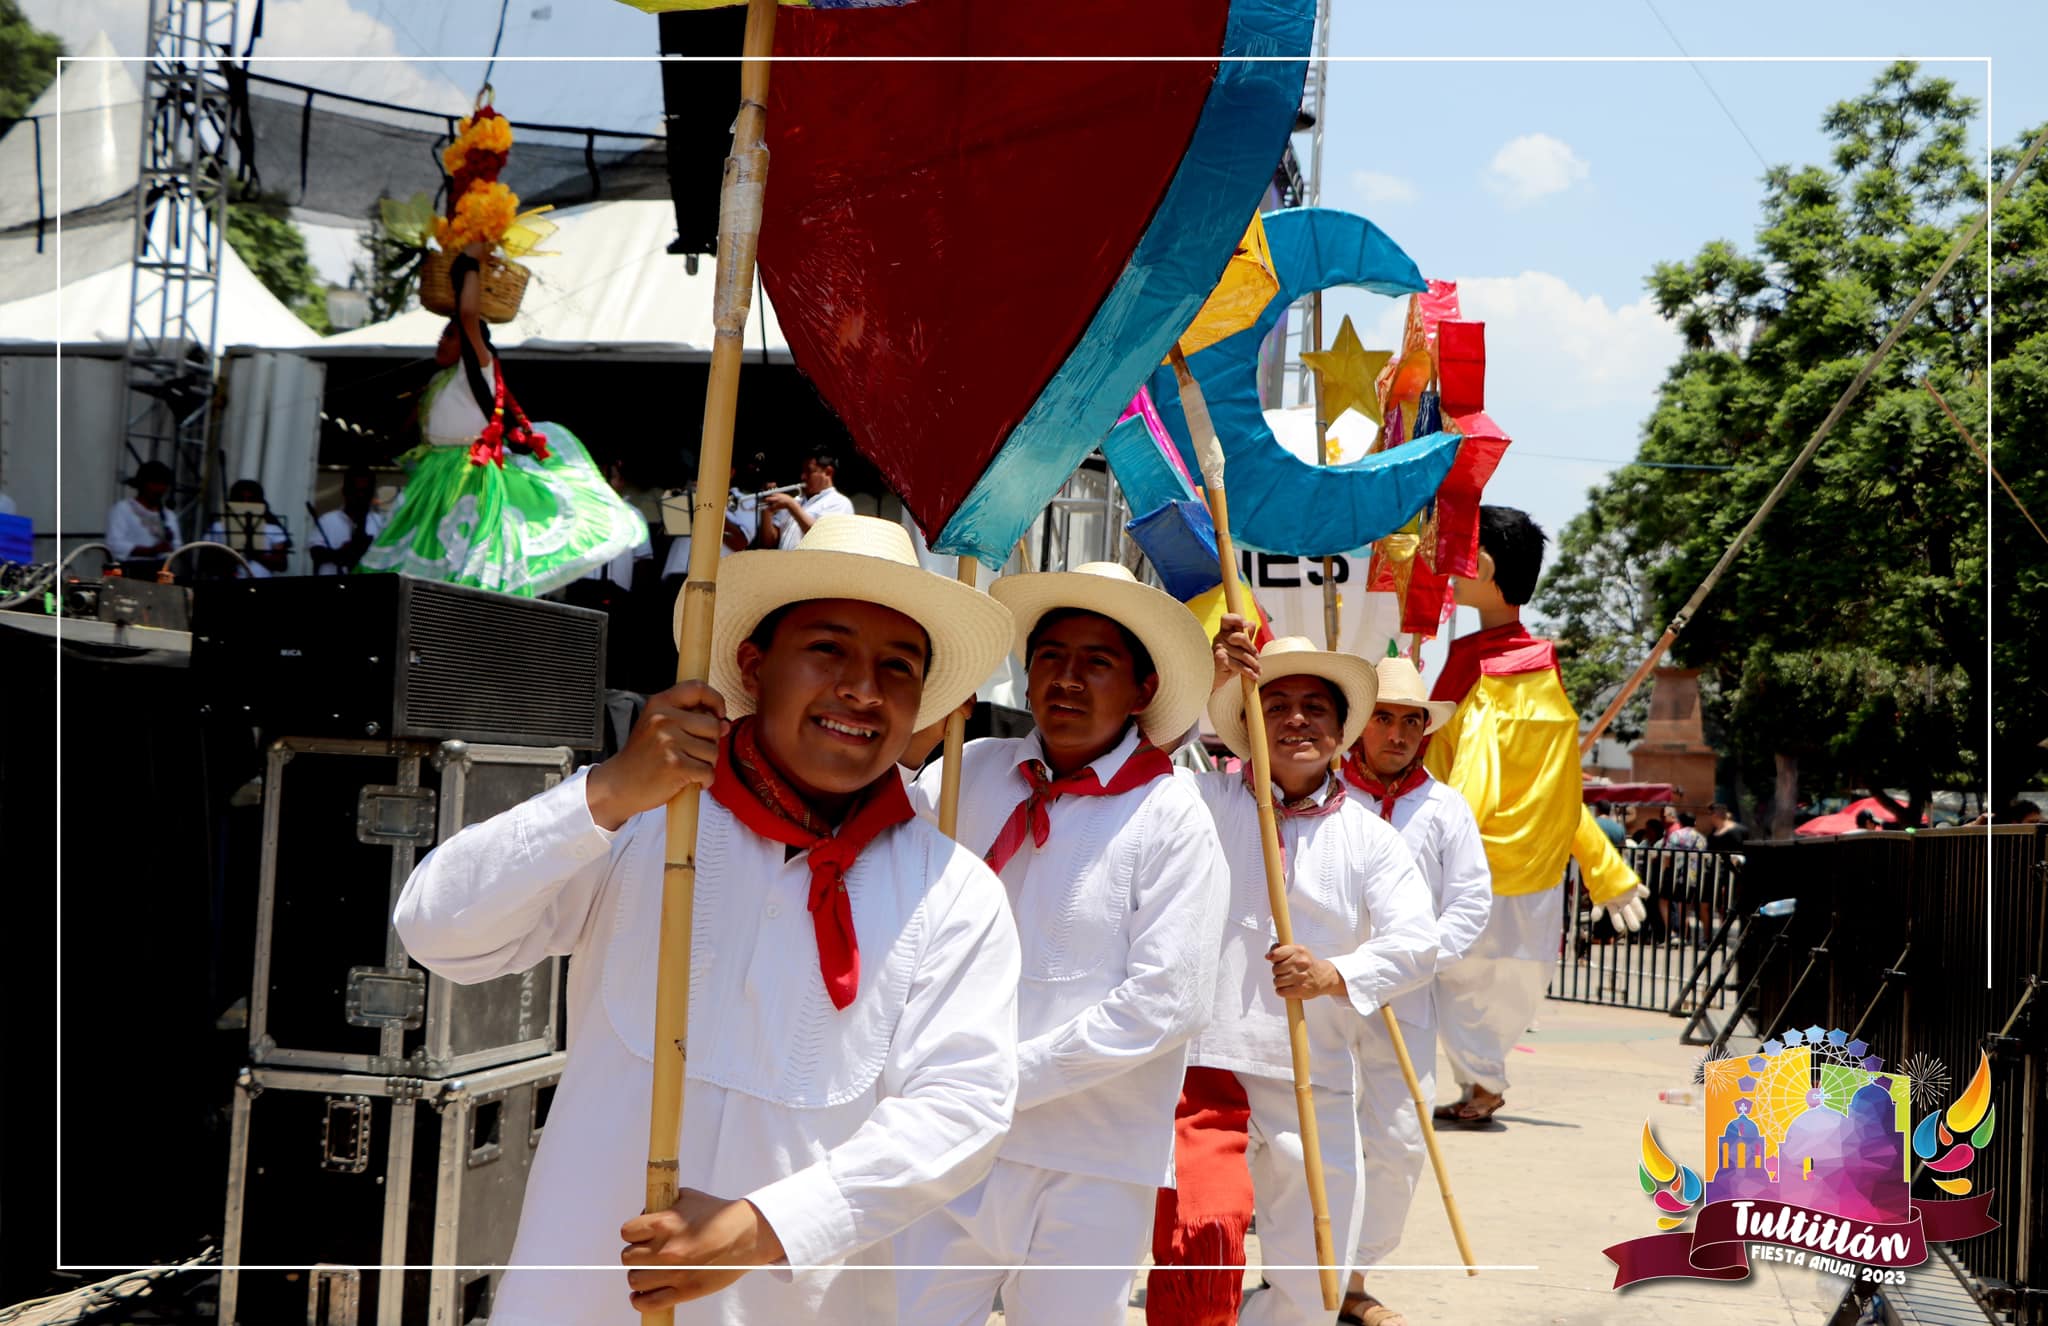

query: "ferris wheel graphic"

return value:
[1737, 1027, 1887, 1150]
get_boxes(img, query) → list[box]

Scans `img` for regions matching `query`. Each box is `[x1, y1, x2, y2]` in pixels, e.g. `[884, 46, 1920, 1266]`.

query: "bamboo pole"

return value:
[645, 2, 777, 1321]
[1169, 343, 1340, 1311]
[1309, 290, 1339, 651]
[1579, 120, 2048, 757]
[1377, 1007, 1480, 1275]
[1924, 380, 2048, 548]
[937, 555, 979, 837]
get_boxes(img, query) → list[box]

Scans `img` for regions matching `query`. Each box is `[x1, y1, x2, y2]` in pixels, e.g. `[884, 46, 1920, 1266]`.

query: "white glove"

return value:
[1594, 884, 1649, 934]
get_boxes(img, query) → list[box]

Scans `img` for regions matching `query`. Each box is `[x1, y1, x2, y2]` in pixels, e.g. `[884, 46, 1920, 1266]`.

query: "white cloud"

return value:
[245, 2, 470, 117]
[1351, 170, 1418, 207]
[1363, 271, 1679, 411]
[24, 0, 468, 117]
[1482, 132, 1590, 207]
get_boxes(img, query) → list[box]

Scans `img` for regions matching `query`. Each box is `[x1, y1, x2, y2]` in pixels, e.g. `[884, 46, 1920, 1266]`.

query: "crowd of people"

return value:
[392, 504, 1650, 1326]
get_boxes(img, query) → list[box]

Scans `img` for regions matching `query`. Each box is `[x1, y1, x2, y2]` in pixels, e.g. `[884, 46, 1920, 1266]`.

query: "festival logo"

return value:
[1604, 1028, 2000, 1289]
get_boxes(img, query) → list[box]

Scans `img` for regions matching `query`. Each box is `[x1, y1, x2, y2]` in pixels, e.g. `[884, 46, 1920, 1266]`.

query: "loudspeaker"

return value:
[193, 577, 608, 751]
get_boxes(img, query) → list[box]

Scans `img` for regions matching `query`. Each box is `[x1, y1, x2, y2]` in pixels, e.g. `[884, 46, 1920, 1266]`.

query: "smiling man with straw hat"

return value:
[395, 514, 1023, 1325]
[1148, 626, 1439, 1326]
[1334, 657, 1493, 1326]
[896, 560, 1226, 1326]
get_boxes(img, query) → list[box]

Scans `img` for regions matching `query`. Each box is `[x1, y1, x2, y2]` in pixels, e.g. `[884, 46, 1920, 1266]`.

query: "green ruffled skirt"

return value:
[358, 423, 647, 597]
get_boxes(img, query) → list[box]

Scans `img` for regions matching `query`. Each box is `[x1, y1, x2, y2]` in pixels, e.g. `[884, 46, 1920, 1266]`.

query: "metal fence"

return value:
[1549, 845, 1746, 1017]
[1680, 827, 2046, 1323]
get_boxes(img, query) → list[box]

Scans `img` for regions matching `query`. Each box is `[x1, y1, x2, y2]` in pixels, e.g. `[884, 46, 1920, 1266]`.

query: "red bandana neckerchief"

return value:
[984, 734, 1175, 874]
[707, 717, 913, 1010]
[1242, 767, 1348, 820]
[1341, 752, 1430, 821]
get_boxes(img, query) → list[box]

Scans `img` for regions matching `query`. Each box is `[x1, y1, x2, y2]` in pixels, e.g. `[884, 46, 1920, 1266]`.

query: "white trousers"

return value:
[1239, 1073, 1365, 1326]
[894, 1157, 1155, 1326]
[1351, 1014, 1434, 1271]
[1435, 956, 1550, 1095]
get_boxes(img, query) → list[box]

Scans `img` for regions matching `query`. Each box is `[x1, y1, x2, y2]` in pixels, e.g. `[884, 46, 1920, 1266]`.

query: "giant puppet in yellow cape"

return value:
[1420, 516, 1641, 909]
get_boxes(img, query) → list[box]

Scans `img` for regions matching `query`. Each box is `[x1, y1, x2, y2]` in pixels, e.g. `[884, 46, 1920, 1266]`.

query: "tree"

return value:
[0, 0, 63, 120]
[354, 197, 427, 326]
[1533, 484, 1665, 745]
[226, 192, 331, 335]
[1986, 125, 2048, 799]
[1538, 63, 1997, 829]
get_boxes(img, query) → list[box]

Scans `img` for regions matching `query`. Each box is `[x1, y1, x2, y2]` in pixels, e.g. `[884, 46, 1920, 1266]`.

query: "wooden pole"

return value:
[1377, 1007, 1479, 1275]
[1578, 120, 2048, 757]
[1309, 290, 1339, 652]
[645, 2, 777, 1320]
[937, 555, 979, 837]
[1169, 343, 1340, 1311]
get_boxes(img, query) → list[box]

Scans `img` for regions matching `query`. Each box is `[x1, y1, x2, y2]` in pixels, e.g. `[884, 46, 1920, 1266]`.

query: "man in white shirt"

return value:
[1150, 629, 1439, 1326]
[105, 460, 181, 561]
[1336, 657, 1493, 1326]
[311, 467, 388, 575]
[896, 562, 1226, 1326]
[202, 478, 292, 578]
[662, 488, 755, 580]
[759, 452, 855, 550]
[394, 515, 1022, 1324]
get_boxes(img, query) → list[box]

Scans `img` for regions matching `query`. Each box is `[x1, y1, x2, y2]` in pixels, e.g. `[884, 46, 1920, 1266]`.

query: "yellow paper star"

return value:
[1302, 315, 1392, 427]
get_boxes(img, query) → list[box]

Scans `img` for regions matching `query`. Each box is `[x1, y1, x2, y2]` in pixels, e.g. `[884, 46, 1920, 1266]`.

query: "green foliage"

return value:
[1536, 64, 2023, 822]
[1987, 128, 2048, 798]
[0, 0, 63, 120]
[226, 193, 331, 335]
[354, 196, 427, 326]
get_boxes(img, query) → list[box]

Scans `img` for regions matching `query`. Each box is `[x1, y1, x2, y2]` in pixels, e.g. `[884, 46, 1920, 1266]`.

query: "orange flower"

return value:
[442, 111, 515, 174]
[436, 181, 524, 252]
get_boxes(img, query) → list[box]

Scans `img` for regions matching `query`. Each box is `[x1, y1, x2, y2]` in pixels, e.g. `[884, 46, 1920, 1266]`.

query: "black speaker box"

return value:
[193, 576, 607, 750]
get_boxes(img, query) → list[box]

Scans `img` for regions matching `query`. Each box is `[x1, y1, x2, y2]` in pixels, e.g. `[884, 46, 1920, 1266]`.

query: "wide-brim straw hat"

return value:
[990, 562, 1215, 748]
[1374, 656, 1458, 733]
[1208, 636, 1377, 761]
[682, 514, 1013, 730]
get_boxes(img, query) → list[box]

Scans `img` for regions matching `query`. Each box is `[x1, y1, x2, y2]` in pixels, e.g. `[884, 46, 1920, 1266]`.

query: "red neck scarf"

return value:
[1431, 618, 1558, 703]
[1341, 751, 1431, 821]
[707, 717, 913, 1010]
[985, 733, 1174, 873]
[1244, 767, 1348, 820]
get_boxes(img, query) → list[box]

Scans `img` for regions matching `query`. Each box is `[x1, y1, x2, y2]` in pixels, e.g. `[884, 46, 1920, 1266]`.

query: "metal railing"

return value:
[1550, 845, 1746, 1017]
[1702, 827, 2047, 1323]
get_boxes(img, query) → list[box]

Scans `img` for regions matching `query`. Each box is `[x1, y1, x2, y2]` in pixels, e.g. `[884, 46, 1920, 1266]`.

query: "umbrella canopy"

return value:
[1794, 796, 1924, 836]
[758, 0, 1314, 565]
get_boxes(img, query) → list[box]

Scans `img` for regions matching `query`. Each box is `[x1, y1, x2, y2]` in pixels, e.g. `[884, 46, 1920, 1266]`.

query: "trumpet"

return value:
[734, 483, 803, 511]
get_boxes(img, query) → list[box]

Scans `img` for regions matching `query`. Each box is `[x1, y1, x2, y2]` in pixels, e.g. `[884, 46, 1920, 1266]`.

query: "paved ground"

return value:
[992, 999, 1850, 1325]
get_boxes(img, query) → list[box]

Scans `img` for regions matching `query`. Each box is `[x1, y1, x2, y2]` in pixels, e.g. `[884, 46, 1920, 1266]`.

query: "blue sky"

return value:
[28, 0, 2041, 635]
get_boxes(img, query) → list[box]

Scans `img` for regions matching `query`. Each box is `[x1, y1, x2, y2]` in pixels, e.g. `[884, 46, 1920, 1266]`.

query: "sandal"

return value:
[1431, 1087, 1475, 1122]
[1340, 1290, 1411, 1326]
[1446, 1086, 1506, 1125]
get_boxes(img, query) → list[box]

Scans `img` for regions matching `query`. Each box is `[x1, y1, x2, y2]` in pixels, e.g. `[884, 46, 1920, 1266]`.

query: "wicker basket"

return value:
[419, 248, 529, 324]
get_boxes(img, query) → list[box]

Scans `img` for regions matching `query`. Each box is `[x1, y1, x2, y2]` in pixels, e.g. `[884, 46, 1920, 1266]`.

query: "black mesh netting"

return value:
[234, 72, 671, 228]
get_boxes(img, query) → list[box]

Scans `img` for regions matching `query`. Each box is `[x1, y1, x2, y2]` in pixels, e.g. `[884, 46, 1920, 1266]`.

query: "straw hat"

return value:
[1207, 636, 1377, 761]
[1373, 656, 1457, 733]
[683, 514, 1014, 729]
[990, 562, 1215, 747]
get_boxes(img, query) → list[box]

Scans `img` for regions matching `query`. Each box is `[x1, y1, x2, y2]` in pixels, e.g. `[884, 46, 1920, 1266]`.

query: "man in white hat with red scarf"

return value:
[1149, 627, 1439, 1326]
[1333, 656, 1493, 1326]
[896, 562, 1227, 1326]
[395, 514, 1023, 1325]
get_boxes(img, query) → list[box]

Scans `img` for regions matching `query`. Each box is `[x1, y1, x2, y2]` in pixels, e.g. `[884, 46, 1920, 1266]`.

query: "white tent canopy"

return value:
[0, 32, 141, 232]
[316, 199, 792, 360]
[0, 219, 326, 349]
